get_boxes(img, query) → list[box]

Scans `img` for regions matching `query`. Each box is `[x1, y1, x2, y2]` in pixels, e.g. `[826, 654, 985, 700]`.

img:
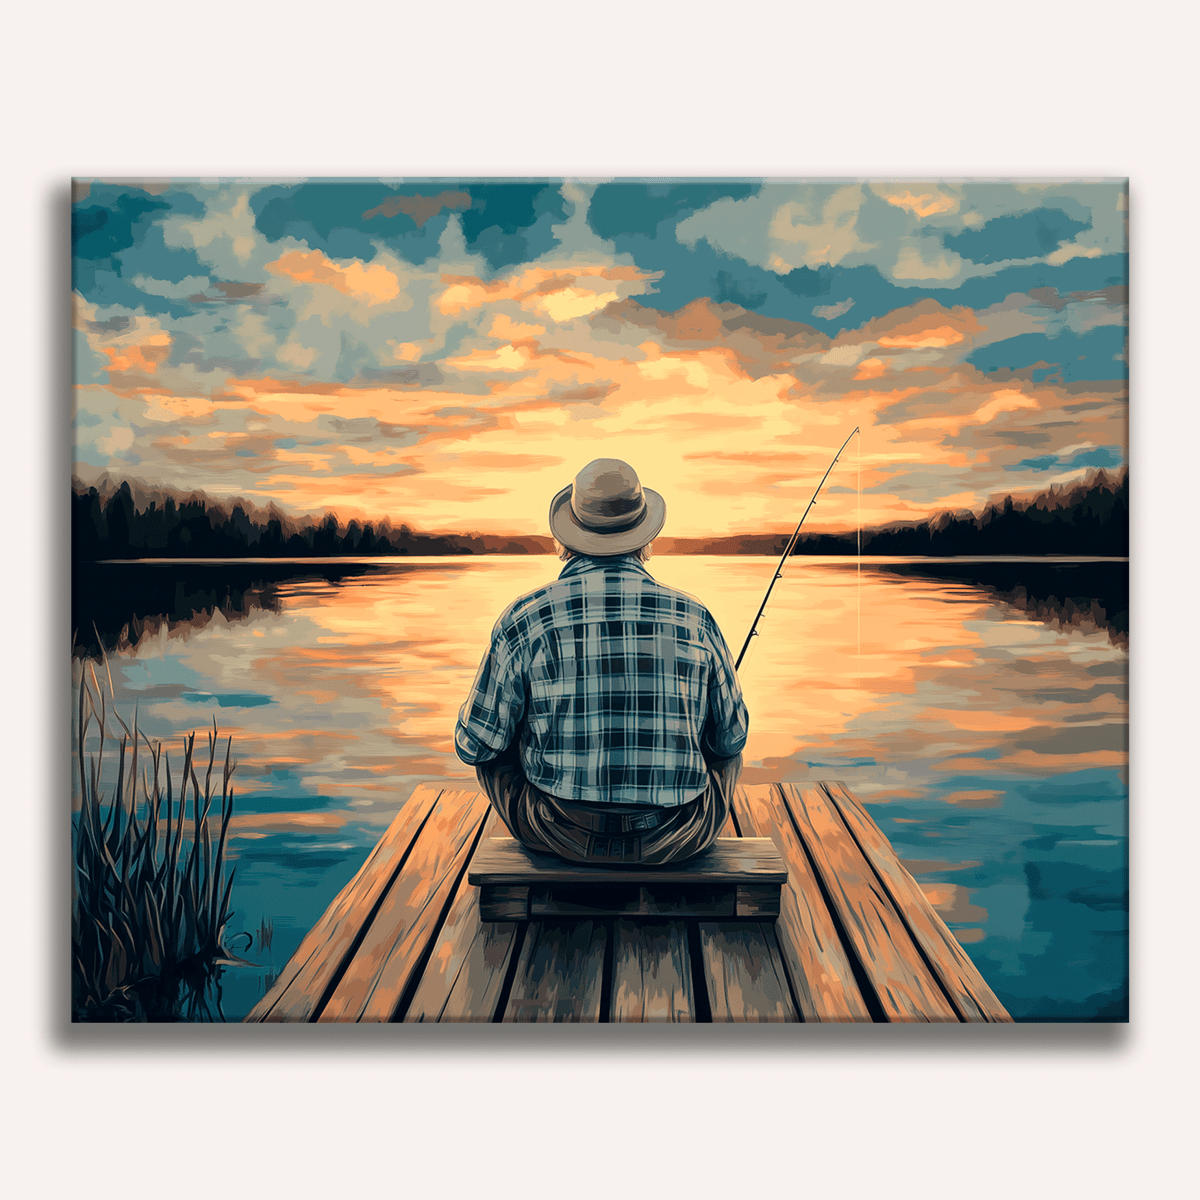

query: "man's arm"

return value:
[701, 613, 749, 760]
[454, 621, 527, 765]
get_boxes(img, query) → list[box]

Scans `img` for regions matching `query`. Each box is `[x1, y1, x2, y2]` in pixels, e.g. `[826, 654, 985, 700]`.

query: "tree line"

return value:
[811, 468, 1127, 557]
[73, 467, 1127, 562]
[659, 469, 1128, 558]
[72, 481, 553, 561]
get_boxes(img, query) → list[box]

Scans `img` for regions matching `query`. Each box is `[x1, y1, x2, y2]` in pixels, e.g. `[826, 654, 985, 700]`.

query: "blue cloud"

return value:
[72, 186, 214, 312]
[588, 182, 758, 240]
[944, 207, 1091, 265]
[968, 324, 1127, 383]
[623, 229, 1126, 342]
[253, 182, 402, 261]
[457, 183, 566, 268]
[779, 264, 834, 298]
[250, 181, 567, 272]
[1011, 446, 1124, 473]
[73, 190, 169, 295]
[712, 269, 767, 310]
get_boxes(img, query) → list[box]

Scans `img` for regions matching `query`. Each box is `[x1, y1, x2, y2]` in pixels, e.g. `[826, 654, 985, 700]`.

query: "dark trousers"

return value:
[474, 745, 742, 866]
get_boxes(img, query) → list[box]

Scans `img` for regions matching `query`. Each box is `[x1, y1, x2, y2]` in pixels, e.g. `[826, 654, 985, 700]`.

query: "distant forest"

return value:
[72, 477, 554, 560]
[660, 469, 1128, 559]
[72, 468, 1127, 562]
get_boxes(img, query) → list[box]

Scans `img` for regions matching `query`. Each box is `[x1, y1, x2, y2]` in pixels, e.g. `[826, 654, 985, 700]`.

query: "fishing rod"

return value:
[734, 426, 860, 670]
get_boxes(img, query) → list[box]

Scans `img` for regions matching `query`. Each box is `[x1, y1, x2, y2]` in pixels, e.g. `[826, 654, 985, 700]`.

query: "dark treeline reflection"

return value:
[71, 561, 417, 658]
[74, 558, 1129, 662]
[878, 559, 1129, 645]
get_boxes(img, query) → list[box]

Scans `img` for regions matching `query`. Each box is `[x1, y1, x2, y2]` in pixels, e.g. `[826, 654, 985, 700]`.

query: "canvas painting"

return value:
[71, 178, 1128, 1023]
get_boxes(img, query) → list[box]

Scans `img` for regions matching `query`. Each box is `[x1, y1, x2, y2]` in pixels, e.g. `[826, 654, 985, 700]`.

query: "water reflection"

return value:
[876, 559, 1128, 645]
[73, 561, 404, 658]
[76, 555, 1128, 1021]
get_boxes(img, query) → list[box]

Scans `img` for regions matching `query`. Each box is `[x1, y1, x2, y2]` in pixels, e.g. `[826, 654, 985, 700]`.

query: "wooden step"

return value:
[468, 836, 787, 920]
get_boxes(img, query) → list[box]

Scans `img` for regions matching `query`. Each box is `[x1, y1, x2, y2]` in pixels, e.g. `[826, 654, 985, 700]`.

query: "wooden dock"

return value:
[245, 782, 1012, 1023]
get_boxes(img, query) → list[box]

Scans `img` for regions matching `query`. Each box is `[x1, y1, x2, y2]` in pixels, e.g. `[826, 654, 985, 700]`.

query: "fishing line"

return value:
[735, 426, 860, 672]
[856, 428, 862, 739]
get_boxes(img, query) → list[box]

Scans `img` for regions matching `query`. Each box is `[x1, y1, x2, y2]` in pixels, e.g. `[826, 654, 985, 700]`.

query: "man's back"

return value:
[455, 553, 748, 807]
[456, 457, 747, 866]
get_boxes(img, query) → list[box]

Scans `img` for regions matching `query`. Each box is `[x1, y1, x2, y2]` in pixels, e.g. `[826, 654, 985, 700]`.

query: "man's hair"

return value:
[556, 541, 653, 564]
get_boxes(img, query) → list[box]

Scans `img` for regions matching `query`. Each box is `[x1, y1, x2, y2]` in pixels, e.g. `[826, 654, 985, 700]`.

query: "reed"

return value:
[72, 663, 242, 1021]
[255, 915, 274, 954]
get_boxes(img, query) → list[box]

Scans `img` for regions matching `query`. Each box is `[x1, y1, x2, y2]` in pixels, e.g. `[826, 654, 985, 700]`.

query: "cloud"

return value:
[71, 180, 1127, 536]
[187, 280, 267, 304]
[97, 426, 134, 455]
[435, 264, 657, 320]
[877, 325, 965, 350]
[171, 190, 259, 262]
[893, 240, 965, 281]
[1046, 243, 1103, 266]
[266, 248, 402, 305]
[362, 190, 471, 228]
[131, 274, 212, 300]
[812, 298, 854, 319]
[944, 206, 1092, 265]
[676, 183, 874, 271]
[879, 188, 960, 219]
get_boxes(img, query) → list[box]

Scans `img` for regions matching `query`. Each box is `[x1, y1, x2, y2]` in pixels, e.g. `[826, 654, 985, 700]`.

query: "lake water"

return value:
[73, 555, 1128, 1022]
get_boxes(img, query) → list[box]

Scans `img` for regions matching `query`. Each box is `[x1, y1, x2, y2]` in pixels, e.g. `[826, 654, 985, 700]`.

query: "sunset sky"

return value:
[72, 179, 1127, 537]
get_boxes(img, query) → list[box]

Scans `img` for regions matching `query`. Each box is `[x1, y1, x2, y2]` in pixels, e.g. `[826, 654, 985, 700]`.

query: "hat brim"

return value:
[548, 485, 667, 556]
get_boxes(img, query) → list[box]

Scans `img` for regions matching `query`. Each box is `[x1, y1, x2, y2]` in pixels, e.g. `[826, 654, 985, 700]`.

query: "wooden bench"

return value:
[469, 836, 787, 920]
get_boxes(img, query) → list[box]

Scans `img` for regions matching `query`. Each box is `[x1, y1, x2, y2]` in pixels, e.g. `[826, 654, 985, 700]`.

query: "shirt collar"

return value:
[558, 553, 653, 581]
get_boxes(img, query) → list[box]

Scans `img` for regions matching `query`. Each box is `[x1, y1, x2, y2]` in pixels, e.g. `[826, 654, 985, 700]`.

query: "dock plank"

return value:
[503, 921, 607, 1022]
[319, 788, 489, 1022]
[733, 784, 871, 1023]
[822, 783, 1013, 1023]
[246, 780, 1006, 1025]
[779, 784, 960, 1022]
[610, 921, 694, 1022]
[404, 813, 520, 1023]
[246, 782, 443, 1022]
[699, 922, 799, 1022]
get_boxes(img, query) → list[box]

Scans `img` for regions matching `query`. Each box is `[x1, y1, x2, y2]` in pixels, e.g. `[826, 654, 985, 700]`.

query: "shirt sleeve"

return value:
[454, 619, 527, 764]
[701, 612, 749, 760]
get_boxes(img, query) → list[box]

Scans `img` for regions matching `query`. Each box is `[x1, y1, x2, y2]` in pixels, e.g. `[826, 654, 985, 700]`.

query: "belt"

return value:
[541, 796, 696, 835]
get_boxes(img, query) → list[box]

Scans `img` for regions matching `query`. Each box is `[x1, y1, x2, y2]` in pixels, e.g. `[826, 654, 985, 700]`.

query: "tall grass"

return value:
[254, 915, 274, 954]
[72, 664, 243, 1021]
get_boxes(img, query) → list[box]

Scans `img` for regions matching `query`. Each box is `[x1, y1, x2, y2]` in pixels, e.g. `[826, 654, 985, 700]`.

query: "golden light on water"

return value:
[105, 557, 1128, 832]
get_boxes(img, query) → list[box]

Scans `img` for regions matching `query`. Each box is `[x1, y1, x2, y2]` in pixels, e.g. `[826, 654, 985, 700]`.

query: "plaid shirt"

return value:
[455, 554, 748, 807]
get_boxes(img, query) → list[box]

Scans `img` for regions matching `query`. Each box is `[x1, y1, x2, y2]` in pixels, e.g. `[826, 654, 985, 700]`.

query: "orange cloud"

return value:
[143, 393, 217, 423]
[878, 325, 965, 349]
[389, 340, 424, 362]
[882, 190, 958, 219]
[861, 299, 984, 349]
[436, 264, 657, 319]
[265, 249, 401, 306]
[101, 333, 171, 376]
[488, 314, 545, 339]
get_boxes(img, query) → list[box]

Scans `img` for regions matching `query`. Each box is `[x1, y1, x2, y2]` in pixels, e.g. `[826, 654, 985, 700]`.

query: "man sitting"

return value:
[454, 458, 748, 866]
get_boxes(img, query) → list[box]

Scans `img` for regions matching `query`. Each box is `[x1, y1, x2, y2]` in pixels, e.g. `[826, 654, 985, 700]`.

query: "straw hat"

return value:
[548, 458, 667, 556]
